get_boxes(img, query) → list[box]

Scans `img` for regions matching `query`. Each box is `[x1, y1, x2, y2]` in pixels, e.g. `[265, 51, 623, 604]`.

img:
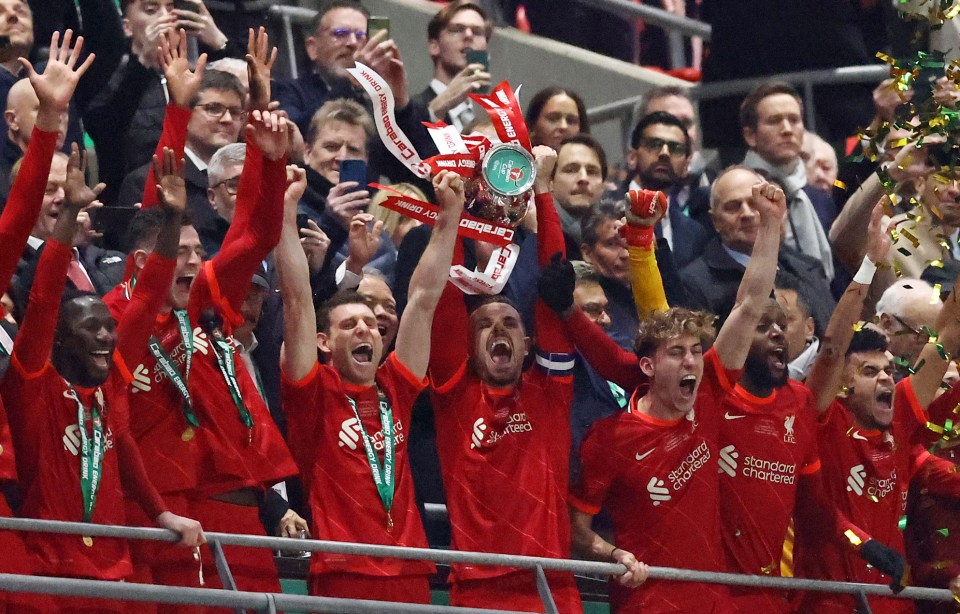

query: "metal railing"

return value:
[0, 516, 956, 614]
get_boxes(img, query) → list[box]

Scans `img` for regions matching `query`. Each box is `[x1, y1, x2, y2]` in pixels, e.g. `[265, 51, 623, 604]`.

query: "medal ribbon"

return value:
[148, 309, 198, 427]
[67, 383, 105, 523]
[208, 329, 253, 431]
[346, 388, 395, 525]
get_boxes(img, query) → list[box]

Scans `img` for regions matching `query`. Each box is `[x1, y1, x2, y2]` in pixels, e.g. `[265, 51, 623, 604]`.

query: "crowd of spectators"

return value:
[1, 0, 960, 613]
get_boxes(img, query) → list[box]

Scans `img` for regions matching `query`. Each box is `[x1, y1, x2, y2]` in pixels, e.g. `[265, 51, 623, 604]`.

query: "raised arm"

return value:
[11, 145, 91, 373]
[139, 28, 207, 209]
[278, 166, 318, 382]
[194, 110, 286, 326]
[806, 203, 891, 413]
[0, 31, 94, 291]
[623, 189, 669, 318]
[713, 181, 785, 369]
[116, 149, 186, 370]
[394, 171, 465, 380]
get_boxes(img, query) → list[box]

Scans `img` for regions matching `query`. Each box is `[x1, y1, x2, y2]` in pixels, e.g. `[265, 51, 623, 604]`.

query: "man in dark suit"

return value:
[411, 0, 492, 132]
[680, 166, 835, 333]
[625, 111, 709, 269]
[116, 69, 245, 247]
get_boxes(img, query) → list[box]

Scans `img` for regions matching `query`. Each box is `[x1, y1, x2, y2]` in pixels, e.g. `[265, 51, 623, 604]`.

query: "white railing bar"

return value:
[0, 517, 954, 602]
[0, 574, 530, 614]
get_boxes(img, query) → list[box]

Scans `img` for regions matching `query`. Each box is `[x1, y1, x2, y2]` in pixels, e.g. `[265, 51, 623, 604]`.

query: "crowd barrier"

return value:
[0, 516, 956, 614]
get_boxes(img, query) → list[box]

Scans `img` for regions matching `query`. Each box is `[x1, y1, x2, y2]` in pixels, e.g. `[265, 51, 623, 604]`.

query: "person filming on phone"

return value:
[412, 0, 492, 132]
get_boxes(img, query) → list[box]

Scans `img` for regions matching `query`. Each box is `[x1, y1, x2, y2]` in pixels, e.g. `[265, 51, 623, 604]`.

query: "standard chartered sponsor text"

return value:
[668, 441, 710, 491]
[742, 455, 796, 484]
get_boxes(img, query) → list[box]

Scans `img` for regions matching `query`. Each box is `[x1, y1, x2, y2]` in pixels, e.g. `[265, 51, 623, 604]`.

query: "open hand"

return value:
[246, 26, 277, 111]
[245, 109, 289, 161]
[160, 28, 208, 108]
[300, 219, 331, 275]
[153, 147, 187, 215]
[24, 30, 95, 130]
[63, 143, 105, 211]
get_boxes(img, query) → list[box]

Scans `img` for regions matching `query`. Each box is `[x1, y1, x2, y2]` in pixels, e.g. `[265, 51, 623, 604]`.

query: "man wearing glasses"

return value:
[276, 0, 436, 183]
[412, 0, 492, 132]
[625, 111, 708, 268]
[118, 70, 246, 243]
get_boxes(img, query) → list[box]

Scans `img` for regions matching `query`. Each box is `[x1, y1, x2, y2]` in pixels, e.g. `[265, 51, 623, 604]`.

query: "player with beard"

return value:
[278, 168, 463, 604]
[547, 184, 785, 613]
[1, 145, 204, 613]
[791, 204, 960, 613]
[103, 113, 297, 609]
[426, 147, 588, 612]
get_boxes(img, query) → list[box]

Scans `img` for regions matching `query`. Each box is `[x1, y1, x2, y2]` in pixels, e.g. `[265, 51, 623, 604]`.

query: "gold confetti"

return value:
[833, 179, 847, 190]
[934, 284, 943, 303]
[844, 530, 863, 547]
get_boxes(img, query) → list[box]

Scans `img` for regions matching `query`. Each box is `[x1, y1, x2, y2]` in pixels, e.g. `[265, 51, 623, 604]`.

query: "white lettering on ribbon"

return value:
[449, 243, 520, 296]
[346, 63, 430, 178]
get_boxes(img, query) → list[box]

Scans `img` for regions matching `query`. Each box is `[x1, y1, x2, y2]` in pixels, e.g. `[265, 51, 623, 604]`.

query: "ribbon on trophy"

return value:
[347, 63, 537, 294]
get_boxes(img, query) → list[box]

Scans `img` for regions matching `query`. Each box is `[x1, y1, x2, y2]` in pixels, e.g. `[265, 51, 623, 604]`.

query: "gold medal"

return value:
[82, 536, 93, 547]
[181, 427, 195, 442]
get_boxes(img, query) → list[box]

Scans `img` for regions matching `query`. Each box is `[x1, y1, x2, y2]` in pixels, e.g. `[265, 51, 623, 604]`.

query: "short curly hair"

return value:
[634, 308, 717, 358]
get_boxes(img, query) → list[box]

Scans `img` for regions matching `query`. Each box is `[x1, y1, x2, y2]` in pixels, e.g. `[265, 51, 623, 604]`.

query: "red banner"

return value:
[470, 82, 532, 151]
[373, 186, 516, 248]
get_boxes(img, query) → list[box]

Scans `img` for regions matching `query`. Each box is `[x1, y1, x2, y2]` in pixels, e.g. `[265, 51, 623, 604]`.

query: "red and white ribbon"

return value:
[347, 62, 430, 178]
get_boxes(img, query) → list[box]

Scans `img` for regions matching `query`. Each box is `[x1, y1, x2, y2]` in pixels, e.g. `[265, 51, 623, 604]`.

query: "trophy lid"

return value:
[481, 144, 536, 197]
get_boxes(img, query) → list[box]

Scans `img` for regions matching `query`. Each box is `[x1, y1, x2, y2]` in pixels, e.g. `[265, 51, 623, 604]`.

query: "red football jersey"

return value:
[104, 270, 297, 499]
[570, 348, 737, 613]
[2, 361, 133, 580]
[0, 401, 14, 482]
[716, 378, 820, 577]
[793, 379, 926, 614]
[281, 353, 434, 577]
[431, 352, 575, 583]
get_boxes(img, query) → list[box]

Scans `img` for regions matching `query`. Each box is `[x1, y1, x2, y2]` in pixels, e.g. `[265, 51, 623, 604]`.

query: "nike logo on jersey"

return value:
[724, 412, 746, 420]
[635, 449, 655, 462]
[851, 431, 868, 441]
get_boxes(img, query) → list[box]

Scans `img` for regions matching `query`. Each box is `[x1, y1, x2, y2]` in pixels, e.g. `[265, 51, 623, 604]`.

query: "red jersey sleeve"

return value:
[117, 430, 167, 520]
[191, 143, 285, 328]
[114, 252, 176, 378]
[139, 104, 192, 209]
[569, 418, 618, 515]
[428, 240, 469, 388]
[797, 468, 872, 550]
[531, 193, 574, 365]
[11, 239, 72, 374]
[565, 309, 645, 390]
[0, 127, 58, 295]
